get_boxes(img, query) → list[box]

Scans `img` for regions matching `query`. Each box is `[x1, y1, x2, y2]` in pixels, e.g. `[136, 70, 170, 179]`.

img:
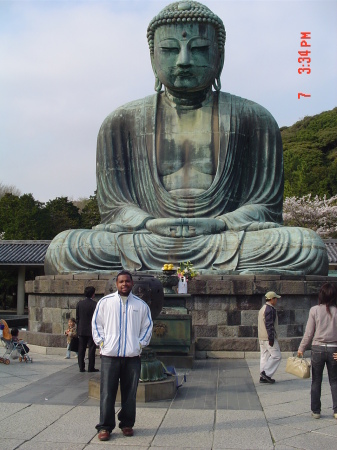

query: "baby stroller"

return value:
[0, 319, 33, 364]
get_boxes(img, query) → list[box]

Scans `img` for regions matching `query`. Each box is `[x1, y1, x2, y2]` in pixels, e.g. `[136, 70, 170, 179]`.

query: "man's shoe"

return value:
[88, 368, 99, 372]
[311, 412, 320, 419]
[98, 429, 110, 441]
[122, 427, 134, 437]
[79, 369, 86, 372]
[260, 371, 275, 384]
[259, 377, 269, 383]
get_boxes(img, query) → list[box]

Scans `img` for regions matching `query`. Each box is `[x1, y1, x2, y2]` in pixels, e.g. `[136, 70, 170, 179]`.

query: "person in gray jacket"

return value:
[258, 291, 282, 383]
[298, 282, 337, 420]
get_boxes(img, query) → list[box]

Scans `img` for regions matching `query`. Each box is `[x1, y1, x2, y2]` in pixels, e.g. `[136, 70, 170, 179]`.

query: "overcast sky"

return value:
[1, 0, 336, 203]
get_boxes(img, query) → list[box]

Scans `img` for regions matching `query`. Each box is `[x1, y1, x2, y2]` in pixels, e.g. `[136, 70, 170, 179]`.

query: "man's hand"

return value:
[269, 340, 274, 347]
[333, 353, 337, 361]
[297, 351, 303, 357]
[145, 218, 226, 237]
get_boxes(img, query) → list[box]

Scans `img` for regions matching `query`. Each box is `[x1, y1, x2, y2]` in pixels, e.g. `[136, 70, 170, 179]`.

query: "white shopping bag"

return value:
[177, 277, 188, 294]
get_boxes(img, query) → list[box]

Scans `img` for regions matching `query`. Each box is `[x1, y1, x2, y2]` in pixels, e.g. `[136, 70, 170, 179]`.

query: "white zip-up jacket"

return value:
[92, 291, 153, 357]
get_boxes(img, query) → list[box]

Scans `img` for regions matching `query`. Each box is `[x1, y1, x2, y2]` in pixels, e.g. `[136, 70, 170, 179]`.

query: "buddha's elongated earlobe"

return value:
[151, 54, 162, 92]
[213, 77, 221, 91]
[154, 75, 163, 92]
[213, 51, 224, 91]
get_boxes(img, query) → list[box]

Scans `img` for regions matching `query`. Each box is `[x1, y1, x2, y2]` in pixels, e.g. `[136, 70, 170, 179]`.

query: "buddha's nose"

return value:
[177, 47, 191, 66]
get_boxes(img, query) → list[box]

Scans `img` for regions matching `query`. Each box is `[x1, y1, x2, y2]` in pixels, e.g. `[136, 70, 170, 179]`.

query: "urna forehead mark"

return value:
[154, 22, 215, 45]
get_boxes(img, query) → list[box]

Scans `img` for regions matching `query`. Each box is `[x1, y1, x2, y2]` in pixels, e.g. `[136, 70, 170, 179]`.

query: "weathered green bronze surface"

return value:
[140, 348, 167, 382]
[151, 313, 192, 353]
[45, 1, 328, 276]
[157, 271, 179, 294]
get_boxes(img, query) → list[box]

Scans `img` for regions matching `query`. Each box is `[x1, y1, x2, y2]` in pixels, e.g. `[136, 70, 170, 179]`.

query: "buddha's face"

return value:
[153, 22, 220, 93]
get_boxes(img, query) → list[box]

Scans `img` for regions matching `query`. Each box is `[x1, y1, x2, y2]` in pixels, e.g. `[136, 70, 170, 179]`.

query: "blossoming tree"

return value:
[283, 194, 337, 238]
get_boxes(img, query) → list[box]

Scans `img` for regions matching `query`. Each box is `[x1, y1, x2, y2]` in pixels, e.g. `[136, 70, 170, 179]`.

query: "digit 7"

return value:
[298, 93, 311, 99]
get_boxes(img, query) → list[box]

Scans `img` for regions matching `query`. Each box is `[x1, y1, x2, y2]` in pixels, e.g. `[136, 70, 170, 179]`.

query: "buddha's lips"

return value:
[174, 70, 193, 77]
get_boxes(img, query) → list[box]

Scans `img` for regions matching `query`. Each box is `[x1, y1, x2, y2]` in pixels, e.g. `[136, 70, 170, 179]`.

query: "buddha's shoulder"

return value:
[99, 92, 278, 130]
[219, 92, 278, 123]
[100, 94, 157, 126]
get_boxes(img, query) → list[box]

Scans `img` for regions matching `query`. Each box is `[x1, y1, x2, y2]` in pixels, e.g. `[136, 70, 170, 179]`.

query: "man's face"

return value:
[153, 22, 220, 93]
[269, 298, 278, 306]
[116, 274, 133, 296]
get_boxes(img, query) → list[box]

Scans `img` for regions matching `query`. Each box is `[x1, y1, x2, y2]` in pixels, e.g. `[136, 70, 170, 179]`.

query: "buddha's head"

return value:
[147, 1, 226, 94]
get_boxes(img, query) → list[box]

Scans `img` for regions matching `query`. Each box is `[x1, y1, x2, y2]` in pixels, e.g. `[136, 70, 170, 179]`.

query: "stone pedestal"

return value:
[151, 306, 194, 368]
[88, 374, 177, 402]
[24, 273, 337, 355]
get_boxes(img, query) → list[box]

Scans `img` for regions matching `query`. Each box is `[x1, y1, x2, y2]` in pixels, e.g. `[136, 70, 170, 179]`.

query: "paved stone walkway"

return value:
[0, 352, 336, 449]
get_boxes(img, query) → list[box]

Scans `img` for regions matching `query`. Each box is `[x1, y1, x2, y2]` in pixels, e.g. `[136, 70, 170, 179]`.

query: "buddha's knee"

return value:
[45, 229, 122, 274]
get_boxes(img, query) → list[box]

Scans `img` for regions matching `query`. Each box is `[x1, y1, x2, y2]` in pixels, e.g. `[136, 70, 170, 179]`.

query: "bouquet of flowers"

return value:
[177, 261, 198, 281]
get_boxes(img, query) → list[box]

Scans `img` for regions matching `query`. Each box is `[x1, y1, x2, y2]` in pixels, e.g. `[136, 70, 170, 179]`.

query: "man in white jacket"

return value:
[92, 270, 153, 441]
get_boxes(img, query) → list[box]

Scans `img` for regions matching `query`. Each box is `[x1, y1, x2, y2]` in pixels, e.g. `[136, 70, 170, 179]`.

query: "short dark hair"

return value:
[69, 317, 76, 324]
[116, 270, 133, 281]
[318, 282, 337, 315]
[84, 286, 96, 298]
[11, 327, 19, 337]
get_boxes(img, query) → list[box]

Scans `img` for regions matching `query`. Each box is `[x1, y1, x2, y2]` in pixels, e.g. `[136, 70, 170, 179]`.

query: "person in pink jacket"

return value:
[298, 282, 337, 420]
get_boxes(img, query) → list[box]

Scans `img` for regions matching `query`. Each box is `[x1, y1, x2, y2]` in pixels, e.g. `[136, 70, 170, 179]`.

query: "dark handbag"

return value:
[69, 336, 79, 352]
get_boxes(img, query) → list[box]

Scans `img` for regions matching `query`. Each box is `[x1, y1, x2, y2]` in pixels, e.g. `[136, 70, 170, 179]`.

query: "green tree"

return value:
[283, 147, 329, 197]
[80, 193, 101, 229]
[44, 197, 81, 238]
[281, 107, 337, 199]
[0, 193, 48, 239]
[0, 268, 17, 310]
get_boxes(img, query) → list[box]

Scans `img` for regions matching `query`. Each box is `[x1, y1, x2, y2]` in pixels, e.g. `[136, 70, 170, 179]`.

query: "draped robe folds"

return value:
[44, 92, 329, 275]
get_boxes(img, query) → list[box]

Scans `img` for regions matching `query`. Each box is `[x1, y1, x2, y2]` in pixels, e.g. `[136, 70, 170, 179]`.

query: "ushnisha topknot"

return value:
[147, 1, 226, 54]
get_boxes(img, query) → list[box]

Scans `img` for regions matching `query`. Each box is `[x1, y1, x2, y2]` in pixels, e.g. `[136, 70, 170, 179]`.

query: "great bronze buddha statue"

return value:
[45, 1, 328, 275]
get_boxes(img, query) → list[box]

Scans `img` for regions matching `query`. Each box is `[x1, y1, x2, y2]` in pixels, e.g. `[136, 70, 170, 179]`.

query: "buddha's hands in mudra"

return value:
[145, 218, 226, 237]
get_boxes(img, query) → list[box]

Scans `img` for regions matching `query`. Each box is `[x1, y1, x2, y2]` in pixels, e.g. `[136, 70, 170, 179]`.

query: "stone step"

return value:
[196, 337, 302, 352]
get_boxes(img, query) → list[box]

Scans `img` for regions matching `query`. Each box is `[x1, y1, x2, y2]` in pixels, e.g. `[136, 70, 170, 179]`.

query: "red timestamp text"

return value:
[298, 32, 311, 99]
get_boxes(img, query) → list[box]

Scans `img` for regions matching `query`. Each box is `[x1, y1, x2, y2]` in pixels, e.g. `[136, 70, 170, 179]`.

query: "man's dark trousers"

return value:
[95, 356, 141, 432]
[76, 295, 97, 372]
[78, 335, 96, 372]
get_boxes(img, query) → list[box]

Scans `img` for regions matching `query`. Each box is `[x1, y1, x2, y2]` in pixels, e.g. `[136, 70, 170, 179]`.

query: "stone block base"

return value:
[88, 375, 177, 402]
[28, 344, 66, 356]
[25, 273, 337, 354]
[195, 337, 302, 352]
[19, 330, 66, 348]
[195, 350, 296, 359]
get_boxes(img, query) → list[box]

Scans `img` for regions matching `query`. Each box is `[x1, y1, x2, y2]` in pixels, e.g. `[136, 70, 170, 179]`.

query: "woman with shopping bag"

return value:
[298, 282, 337, 420]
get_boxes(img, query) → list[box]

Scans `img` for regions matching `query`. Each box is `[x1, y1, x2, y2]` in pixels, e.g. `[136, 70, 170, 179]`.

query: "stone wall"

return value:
[24, 274, 109, 347]
[24, 273, 337, 353]
[185, 275, 337, 352]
